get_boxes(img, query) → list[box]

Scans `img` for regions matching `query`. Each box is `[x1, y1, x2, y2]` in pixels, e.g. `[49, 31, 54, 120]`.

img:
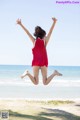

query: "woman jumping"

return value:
[16, 17, 62, 85]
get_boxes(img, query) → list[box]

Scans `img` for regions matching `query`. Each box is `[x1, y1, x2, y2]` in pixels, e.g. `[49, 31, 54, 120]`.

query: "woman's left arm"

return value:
[45, 18, 57, 47]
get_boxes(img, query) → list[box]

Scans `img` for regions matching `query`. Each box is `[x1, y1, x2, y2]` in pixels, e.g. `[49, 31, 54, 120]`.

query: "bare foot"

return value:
[21, 70, 29, 79]
[54, 70, 62, 76]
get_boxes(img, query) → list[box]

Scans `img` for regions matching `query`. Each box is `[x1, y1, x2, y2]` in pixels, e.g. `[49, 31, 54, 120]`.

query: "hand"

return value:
[52, 17, 57, 22]
[16, 19, 22, 25]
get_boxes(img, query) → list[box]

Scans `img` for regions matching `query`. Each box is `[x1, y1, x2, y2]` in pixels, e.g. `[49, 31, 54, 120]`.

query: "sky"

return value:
[0, 0, 80, 66]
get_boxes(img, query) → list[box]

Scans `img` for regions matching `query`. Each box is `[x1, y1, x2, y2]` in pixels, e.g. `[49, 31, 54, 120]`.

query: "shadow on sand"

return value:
[9, 108, 80, 120]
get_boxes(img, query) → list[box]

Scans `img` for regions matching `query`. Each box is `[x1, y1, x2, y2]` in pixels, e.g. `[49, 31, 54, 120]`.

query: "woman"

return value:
[16, 17, 62, 85]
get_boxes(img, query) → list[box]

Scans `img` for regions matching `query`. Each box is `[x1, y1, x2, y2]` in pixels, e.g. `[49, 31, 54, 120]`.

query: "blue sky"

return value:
[0, 0, 80, 66]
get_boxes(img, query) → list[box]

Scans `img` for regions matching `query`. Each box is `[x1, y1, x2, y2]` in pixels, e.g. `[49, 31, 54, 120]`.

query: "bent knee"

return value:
[35, 80, 39, 85]
[35, 78, 39, 85]
[43, 79, 48, 85]
[43, 82, 48, 85]
[34, 77, 39, 85]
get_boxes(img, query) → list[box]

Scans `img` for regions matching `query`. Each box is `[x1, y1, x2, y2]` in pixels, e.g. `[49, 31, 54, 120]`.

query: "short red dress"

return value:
[32, 38, 48, 67]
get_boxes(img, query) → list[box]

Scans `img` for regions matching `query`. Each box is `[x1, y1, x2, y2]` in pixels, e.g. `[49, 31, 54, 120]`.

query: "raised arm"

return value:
[45, 17, 57, 46]
[16, 19, 35, 44]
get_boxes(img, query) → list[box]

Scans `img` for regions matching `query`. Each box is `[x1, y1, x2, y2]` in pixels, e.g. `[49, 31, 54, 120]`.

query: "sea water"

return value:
[0, 65, 80, 100]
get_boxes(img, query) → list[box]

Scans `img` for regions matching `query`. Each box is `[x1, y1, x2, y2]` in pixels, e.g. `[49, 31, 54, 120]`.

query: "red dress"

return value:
[32, 38, 48, 67]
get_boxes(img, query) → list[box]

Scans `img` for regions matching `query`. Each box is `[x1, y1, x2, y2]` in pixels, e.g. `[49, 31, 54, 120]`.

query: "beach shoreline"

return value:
[0, 97, 80, 101]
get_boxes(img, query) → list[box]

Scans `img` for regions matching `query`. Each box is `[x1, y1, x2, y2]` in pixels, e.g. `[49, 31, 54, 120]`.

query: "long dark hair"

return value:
[34, 26, 46, 39]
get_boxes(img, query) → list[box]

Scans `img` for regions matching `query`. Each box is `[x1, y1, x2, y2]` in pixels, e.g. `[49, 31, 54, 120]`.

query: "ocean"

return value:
[0, 65, 80, 100]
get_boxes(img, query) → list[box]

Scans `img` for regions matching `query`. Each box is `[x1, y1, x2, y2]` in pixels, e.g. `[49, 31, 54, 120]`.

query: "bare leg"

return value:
[21, 66, 39, 85]
[41, 66, 62, 85]
[21, 70, 28, 79]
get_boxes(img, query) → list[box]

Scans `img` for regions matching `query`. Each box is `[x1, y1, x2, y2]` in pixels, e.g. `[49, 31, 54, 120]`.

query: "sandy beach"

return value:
[0, 99, 80, 120]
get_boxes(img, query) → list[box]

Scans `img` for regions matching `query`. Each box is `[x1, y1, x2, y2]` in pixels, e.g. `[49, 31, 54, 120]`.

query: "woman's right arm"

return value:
[16, 19, 35, 44]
